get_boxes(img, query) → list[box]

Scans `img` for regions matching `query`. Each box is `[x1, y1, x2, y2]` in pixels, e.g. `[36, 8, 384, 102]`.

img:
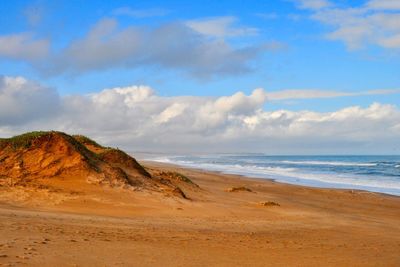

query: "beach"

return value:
[2, 0, 400, 266]
[0, 160, 399, 266]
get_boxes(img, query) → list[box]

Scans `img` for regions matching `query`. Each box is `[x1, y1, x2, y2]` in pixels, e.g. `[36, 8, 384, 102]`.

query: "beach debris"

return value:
[226, 186, 252, 192]
[154, 171, 199, 187]
[171, 187, 188, 199]
[259, 201, 280, 207]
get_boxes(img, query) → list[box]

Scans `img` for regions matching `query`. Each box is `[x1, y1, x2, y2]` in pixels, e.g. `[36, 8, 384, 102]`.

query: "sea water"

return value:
[144, 154, 400, 196]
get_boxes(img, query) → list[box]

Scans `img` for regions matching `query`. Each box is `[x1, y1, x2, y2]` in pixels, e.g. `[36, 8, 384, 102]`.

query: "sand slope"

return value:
[0, 132, 190, 200]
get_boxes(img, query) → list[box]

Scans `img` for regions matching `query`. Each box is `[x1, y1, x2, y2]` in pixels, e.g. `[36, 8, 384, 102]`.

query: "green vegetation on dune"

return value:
[72, 135, 105, 149]
[0, 131, 54, 150]
[1, 132, 108, 152]
[0, 131, 105, 150]
[158, 171, 198, 186]
[0, 131, 100, 170]
[0, 131, 152, 178]
[226, 186, 252, 192]
[98, 148, 152, 177]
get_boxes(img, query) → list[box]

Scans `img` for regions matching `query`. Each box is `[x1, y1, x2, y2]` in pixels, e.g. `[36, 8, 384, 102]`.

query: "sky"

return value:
[0, 0, 399, 154]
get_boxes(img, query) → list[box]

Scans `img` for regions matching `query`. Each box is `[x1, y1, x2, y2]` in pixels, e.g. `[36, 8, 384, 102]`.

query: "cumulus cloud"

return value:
[0, 76, 60, 125]
[265, 88, 400, 100]
[295, 0, 400, 50]
[43, 18, 269, 78]
[0, 32, 49, 61]
[1, 76, 399, 153]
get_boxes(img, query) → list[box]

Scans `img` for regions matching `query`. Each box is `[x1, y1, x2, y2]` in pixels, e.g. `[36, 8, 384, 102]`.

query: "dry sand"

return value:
[0, 161, 399, 267]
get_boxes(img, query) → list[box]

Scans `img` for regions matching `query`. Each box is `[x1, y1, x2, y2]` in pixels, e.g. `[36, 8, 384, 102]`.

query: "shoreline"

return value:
[143, 159, 400, 198]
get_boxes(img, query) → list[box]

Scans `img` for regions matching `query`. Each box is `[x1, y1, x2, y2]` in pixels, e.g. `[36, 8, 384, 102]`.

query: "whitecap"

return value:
[281, 160, 377, 167]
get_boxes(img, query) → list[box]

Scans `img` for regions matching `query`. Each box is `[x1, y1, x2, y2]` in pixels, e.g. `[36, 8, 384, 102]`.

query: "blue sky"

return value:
[0, 0, 399, 153]
[1, 0, 399, 100]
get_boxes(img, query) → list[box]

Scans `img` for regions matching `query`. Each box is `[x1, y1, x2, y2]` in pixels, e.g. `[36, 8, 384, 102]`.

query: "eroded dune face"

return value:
[0, 131, 194, 200]
[0, 132, 147, 188]
[0, 132, 95, 182]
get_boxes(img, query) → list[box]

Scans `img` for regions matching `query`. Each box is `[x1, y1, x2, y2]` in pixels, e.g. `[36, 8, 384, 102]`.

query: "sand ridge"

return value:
[0, 132, 192, 199]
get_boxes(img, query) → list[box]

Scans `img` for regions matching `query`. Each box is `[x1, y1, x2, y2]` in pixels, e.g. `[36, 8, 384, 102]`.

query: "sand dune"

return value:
[0, 131, 190, 199]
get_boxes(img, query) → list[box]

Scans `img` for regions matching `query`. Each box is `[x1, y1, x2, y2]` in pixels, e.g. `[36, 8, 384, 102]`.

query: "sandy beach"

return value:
[0, 160, 399, 267]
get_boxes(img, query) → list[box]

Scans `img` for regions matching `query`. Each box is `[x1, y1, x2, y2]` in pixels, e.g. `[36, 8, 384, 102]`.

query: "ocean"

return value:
[144, 154, 400, 196]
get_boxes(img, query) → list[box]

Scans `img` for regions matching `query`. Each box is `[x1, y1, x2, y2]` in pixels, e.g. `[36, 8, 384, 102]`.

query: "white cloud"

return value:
[0, 17, 269, 79]
[1, 76, 399, 154]
[186, 16, 258, 38]
[90, 85, 155, 108]
[0, 76, 59, 125]
[378, 33, 400, 48]
[0, 33, 49, 61]
[367, 0, 400, 10]
[293, 0, 332, 10]
[155, 103, 187, 124]
[265, 88, 400, 100]
[297, 0, 400, 49]
[45, 18, 268, 78]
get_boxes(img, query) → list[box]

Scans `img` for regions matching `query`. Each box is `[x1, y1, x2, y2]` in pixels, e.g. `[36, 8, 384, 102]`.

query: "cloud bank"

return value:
[47, 18, 271, 78]
[0, 17, 275, 79]
[1, 76, 399, 154]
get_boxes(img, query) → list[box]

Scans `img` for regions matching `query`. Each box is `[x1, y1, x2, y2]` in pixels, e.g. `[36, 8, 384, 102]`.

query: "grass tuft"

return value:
[0, 131, 53, 150]
[259, 201, 280, 207]
[72, 135, 105, 149]
[158, 171, 198, 186]
[226, 186, 252, 192]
